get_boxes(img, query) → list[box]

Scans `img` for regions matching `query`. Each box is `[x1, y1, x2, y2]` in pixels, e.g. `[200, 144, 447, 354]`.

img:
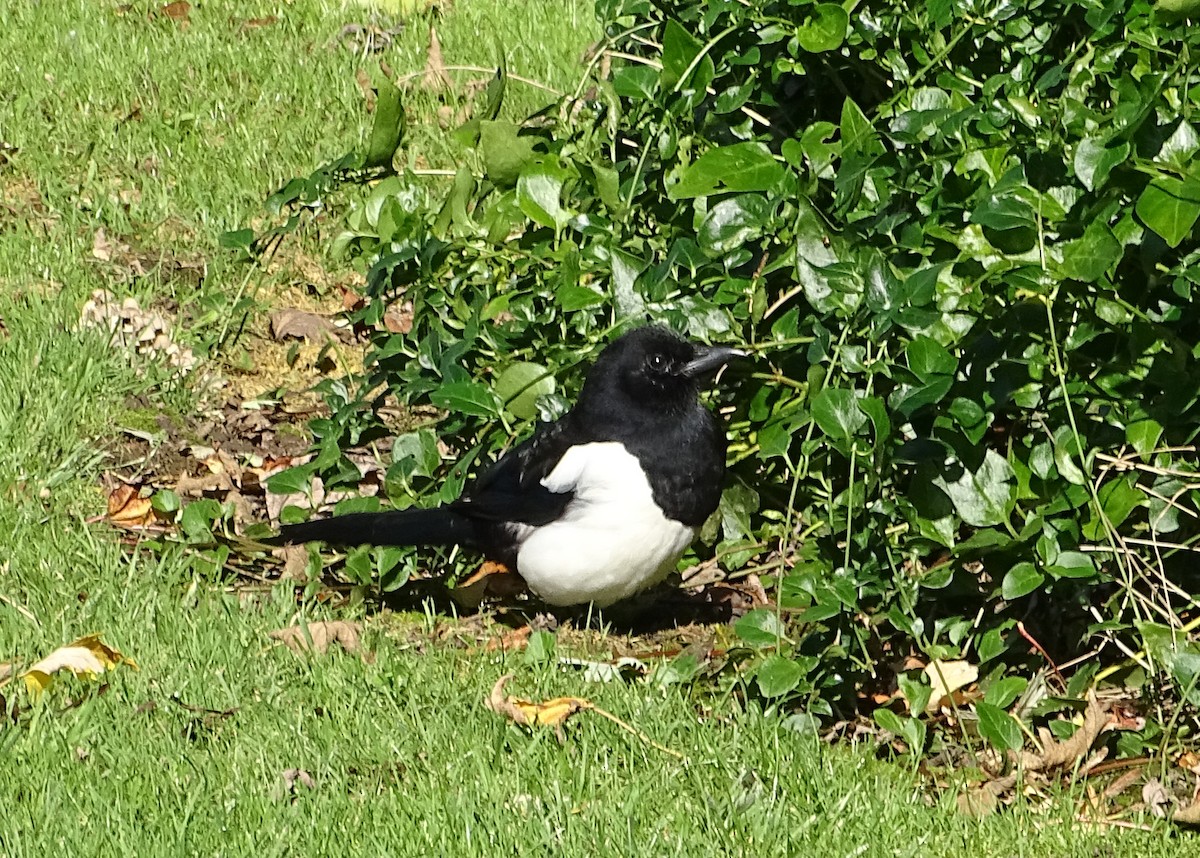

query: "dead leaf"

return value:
[0, 662, 15, 684]
[22, 634, 137, 698]
[1174, 795, 1200, 826]
[483, 625, 532, 653]
[269, 309, 348, 343]
[486, 674, 590, 735]
[269, 620, 363, 656]
[1014, 693, 1112, 772]
[1143, 778, 1173, 818]
[272, 767, 316, 802]
[279, 545, 311, 582]
[239, 15, 277, 31]
[422, 25, 452, 92]
[160, 1, 190, 22]
[355, 68, 376, 110]
[91, 228, 114, 262]
[924, 659, 978, 711]
[383, 300, 414, 334]
[106, 483, 162, 529]
[452, 560, 525, 609]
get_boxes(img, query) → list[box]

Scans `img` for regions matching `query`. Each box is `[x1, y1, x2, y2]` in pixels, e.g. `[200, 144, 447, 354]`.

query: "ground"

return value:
[0, 0, 1195, 853]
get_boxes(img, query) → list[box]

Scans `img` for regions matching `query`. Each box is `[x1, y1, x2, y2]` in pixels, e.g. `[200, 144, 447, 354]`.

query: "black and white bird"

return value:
[270, 326, 742, 607]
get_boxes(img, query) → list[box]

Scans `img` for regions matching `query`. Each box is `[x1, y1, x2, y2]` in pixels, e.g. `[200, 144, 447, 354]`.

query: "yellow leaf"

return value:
[924, 659, 978, 712]
[21, 634, 137, 698]
[486, 674, 590, 729]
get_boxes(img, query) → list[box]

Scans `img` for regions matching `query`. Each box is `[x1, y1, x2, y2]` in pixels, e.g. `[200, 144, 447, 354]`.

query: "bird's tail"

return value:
[266, 508, 478, 548]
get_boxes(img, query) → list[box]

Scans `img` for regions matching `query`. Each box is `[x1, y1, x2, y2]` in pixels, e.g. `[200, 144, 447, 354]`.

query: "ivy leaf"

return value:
[1001, 562, 1043, 599]
[697, 195, 771, 257]
[430, 380, 502, 418]
[669, 143, 784, 199]
[933, 450, 1016, 528]
[495, 362, 556, 420]
[1135, 176, 1200, 248]
[976, 701, 1023, 751]
[517, 158, 570, 230]
[756, 655, 805, 697]
[362, 76, 405, 171]
[795, 4, 849, 53]
[811, 387, 867, 440]
[734, 609, 786, 647]
[1058, 222, 1122, 282]
[1074, 137, 1129, 192]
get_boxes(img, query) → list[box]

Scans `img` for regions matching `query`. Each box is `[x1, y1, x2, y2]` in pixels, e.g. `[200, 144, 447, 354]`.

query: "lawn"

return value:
[0, 0, 1193, 853]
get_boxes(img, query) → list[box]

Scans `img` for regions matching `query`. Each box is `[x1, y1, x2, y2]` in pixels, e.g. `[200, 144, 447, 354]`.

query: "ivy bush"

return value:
[254, 0, 1200, 748]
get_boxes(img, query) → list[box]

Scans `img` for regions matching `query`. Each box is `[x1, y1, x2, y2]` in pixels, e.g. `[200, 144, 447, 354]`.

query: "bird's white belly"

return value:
[514, 442, 696, 607]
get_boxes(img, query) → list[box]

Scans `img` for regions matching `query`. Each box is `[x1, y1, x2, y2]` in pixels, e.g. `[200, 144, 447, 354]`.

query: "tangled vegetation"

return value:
[244, 0, 1200, 766]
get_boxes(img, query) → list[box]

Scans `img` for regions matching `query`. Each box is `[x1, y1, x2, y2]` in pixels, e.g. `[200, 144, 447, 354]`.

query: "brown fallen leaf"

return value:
[383, 300, 414, 334]
[1143, 778, 1173, 818]
[239, 15, 278, 31]
[279, 545, 311, 582]
[484, 625, 532, 653]
[269, 620, 363, 656]
[160, 1, 190, 22]
[269, 309, 349, 343]
[0, 662, 15, 684]
[422, 25, 452, 92]
[106, 483, 162, 529]
[451, 560, 526, 609]
[22, 634, 137, 698]
[272, 767, 316, 802]
[485, 674, 685, 758]
[486, 674, 589, 736]
[1173, 795, 1200, 826]
[924, 659, 978, 712]
[1015, 692, 1112, 772]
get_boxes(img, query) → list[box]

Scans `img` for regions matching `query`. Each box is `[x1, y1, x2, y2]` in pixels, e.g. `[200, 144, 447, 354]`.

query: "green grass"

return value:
[0, 0, 1195, 853]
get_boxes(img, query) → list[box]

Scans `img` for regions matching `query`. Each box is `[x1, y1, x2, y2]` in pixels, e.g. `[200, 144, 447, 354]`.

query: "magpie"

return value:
[269, 326, 742, 607]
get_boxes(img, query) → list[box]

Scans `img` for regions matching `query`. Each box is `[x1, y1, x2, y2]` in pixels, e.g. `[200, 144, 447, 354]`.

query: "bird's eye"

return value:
[648, 353, 667, 371]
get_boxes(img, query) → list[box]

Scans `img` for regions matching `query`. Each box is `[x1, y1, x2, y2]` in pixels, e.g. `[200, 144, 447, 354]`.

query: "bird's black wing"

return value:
[450, 417, 580, 527]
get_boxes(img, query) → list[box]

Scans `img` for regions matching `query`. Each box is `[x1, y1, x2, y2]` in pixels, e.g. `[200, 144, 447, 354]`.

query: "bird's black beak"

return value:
[681, 344, 746, 378]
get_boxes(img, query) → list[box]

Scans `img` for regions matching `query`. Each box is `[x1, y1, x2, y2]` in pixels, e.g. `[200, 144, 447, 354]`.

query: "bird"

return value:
[269, 326, 743, 607]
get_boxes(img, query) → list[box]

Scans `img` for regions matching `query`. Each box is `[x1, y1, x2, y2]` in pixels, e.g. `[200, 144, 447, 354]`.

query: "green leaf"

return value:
[669, 143, 784, 199]
[517, 158, 570, 230]
[1135, 176, 1200, 248]
[840, 98, 883, 157]
[495, 362, 556, 420]
[697, 195, 771, 257]
[392, 429, 441, 477]
[756, 655, 805, 698]
[1074, 138, 1129, 192]
[975, 701, 1023, 751]
[524, 630, 556, 665]
[905, 336, 957, 380]
[430, 380, 502, 418]
[1126, 419, 1163, 456]
[811, 387, 867, 440]
[794, 4, 849, 53]
[1058, 222, 1122, 282]
[151, 489, 181, 515]
[1047, 550, 1096, 579]
[363, 76, 405, 171]
[661, 19, 713, 90]
[1001, 562, 1043, 599]
[734, 609, 785, 648]
[984, 677, 1028, 709]
[933, 450, 1016, 528]
[479, 120, 536, 187]
[1053, 426, 1088, 486]
[266, 466, 314, 496]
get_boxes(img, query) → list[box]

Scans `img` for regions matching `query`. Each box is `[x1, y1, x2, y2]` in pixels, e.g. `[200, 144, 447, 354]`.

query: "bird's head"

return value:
[580, 326, 744, 415]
